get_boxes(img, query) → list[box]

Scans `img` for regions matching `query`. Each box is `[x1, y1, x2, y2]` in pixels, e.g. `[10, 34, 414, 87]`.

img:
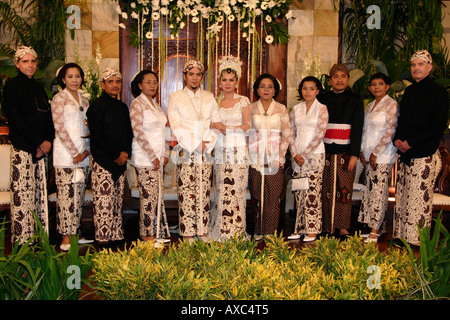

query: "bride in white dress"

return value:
[209, 56, 251, 241]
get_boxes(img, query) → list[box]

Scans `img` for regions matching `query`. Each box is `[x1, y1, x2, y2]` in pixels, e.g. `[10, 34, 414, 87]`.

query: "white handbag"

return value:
[291, 175, 309, 191]
[72, 167, 85, 184]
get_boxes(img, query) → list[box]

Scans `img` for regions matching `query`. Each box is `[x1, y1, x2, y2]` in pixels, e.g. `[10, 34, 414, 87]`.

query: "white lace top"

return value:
[214, 94, 251, 164]
[361, 94, 399, 164]
[51, 88, 90, 167]
[249, 99, 291, 172]
[289, 98, 328, 173]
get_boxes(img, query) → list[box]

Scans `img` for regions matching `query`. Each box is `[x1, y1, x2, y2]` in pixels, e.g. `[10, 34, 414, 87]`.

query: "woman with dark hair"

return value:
[209, 56, 251, 242]
[248, 73, 291, 240]
[51, 62, 90, 251]
[129, 69, 171, 245]
[288, 76, 328, 242]
[358, 72, 398, 243]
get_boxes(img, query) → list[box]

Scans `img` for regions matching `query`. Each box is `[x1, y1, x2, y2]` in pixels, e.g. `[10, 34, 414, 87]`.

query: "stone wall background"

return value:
[64, 0, 120, 73]
[287, 0, 339, 111]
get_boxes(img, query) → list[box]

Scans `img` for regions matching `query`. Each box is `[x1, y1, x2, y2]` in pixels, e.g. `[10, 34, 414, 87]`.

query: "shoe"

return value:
[303, 235, 316, 242]
[156, 238, 171, 244]
[78, 237, 94, 244]
[360, 233, 370, 238]
[60, 244, 71, 251]
[287, 233, 301, 240]
[364, 233, 381, 243]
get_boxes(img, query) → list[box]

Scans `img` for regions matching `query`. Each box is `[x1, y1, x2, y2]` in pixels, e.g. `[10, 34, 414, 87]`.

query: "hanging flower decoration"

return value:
[117, 0, 294, 47]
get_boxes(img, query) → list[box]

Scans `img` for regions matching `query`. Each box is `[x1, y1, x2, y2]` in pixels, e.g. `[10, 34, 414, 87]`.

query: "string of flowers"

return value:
[117, 0, 294, 47]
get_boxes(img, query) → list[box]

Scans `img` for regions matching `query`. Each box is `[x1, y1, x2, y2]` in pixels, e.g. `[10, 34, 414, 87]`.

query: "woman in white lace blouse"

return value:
[248, 74, 291, 240]
[52, 63, 90, 251]
[209, 56, 251, 241]
[358, 73, 399, 243]
[288, 76, 328, 242]
[130, 69, 170, 245]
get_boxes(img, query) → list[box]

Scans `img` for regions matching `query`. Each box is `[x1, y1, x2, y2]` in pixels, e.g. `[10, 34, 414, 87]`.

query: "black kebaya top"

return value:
[318, 89, 364, 157]
[3, 71, 55, 161]
[393, 75, 448, 164]
[87, 92, 133, 181]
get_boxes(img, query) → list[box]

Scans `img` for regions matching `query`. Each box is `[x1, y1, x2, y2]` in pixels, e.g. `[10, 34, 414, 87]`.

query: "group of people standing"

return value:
[2, 46, 448, 251]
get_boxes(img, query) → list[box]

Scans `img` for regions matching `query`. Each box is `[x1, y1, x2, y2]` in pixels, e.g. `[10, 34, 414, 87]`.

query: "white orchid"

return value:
[285, 10, 293, 20]
[152, 12, 160, 20]
[131, 11, 139, 19]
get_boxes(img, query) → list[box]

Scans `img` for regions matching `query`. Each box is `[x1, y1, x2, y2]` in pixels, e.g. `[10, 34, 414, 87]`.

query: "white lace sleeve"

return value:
[300, 104, 328, 159]
[372, 100, 399, 157]
[130, 100, 157, 161]
[51, 95, 79, 157]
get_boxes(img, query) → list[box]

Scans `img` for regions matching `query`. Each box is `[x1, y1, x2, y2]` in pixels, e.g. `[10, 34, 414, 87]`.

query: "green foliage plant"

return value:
[91, 233, 421, 300]
[0, 213, 93, 300]
[402, 212, 450, 299]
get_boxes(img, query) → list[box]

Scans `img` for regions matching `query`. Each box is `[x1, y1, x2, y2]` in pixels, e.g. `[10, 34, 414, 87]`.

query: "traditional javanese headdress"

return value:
[183, 59, 205, 74]
[411, 49, 433, 64]
[14, 46, 38, 62]
[218, 55, 242, 80]
[101, 67, 122, 81]
[329, 63, 349, 77]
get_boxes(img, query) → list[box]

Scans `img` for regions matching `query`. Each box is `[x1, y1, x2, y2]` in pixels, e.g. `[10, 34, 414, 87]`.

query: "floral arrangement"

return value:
[117, 0, 294, 46]
[75, 43, 102, 103]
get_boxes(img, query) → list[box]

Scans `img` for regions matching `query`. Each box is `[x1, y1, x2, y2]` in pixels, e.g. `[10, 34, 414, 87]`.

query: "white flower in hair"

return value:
[218, 55, 242, 80]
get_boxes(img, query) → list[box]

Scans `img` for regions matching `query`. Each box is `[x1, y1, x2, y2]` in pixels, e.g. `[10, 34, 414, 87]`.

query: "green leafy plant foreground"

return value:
[90, 234, 421, 300]
[0, 216, 92, 300]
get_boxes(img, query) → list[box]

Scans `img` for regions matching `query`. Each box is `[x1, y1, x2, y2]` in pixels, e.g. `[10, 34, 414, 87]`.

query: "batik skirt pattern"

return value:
[91, 159, 125, 242]
[55, 166, 89, 236]
[10, 147, 49, 245]
[209, 158, 249, 241]
[176, 155, 213, 237]
[322, 153, 356, 233]
[393, 151, 439, 244]
[249, 166, 284, 236]
[358, 163, 393, 231]
[292, 170, 323, 235]
[136, 167, 170, 239]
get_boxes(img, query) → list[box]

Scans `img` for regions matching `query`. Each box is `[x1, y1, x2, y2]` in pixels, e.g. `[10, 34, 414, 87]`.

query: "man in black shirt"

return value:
[3, 46, 55, 244]
[317, 64, 364, 238]
[393, 50, 448, 247]
[86, 68, 133, 246]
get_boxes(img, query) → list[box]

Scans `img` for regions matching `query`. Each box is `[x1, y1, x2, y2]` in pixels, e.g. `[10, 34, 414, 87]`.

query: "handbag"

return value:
[72, 167, 85, 184]
[291, 175, 309, 191]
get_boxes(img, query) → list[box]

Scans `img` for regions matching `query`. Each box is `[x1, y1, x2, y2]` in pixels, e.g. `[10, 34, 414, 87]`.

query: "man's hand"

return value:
[394, 139, 412, 153]
[37, 140, 52, 158]
[114, 151, 128, 166]
[347, 155, 358, 171]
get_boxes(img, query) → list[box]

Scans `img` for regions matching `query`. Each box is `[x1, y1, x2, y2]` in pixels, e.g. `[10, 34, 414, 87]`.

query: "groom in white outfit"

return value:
[167, 59, 220, 242]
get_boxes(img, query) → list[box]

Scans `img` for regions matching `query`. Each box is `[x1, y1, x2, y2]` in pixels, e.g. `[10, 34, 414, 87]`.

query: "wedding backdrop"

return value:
[117, 0, 294, 107]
